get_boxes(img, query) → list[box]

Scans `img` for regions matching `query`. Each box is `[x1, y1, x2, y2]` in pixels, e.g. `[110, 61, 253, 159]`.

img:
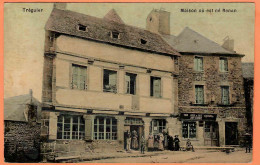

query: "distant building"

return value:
[242, 63, 254, 134]
[147, 9, 247, 147]
[4, 90, 41, 162]
[41, 4, 180, 161]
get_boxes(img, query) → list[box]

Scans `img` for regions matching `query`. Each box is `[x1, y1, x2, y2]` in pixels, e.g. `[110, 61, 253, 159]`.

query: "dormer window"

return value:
[140, 39, 147, 44]
[111, 31, 120, 39]
[78, 24, 87, 32]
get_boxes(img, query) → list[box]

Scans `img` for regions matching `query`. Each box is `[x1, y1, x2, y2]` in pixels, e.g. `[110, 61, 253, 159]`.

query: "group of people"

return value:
[125, 130, 194, 153]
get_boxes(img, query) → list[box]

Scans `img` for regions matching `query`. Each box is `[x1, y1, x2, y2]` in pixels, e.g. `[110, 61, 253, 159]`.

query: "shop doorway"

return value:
[124, 117, 144, 150]
[225, 122, 238, 145]
[204, 121, 219, 146]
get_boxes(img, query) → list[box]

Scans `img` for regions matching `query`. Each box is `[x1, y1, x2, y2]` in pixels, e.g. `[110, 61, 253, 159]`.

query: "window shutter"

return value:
[109, 72, 117, 86]
[153, 79, 161, 98]
[125, 74, 130, 93]
[194, 58, 198, 70]
[72, 66, 78, 89]
[224, 59, 228, 71]
[199, 58, 203, 71]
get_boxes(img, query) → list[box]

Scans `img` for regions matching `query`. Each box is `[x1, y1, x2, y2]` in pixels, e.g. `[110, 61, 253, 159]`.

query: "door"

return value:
[204, 121, 219, 146]
[225, 122, 238, 145]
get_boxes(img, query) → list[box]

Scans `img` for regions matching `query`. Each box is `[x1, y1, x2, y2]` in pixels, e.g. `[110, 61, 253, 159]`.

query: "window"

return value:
[182, 122, 196, 138]
[150, 77, 161, 98]
[78, 24, 87, 31]
[151, 119, 166, 135]
[94, 117, 117, 140]
[219, 58, 228, 72]
[111, 31, 120, 39]
[57, 115, 85, 140]
[72, 64, 87, 90]
[194, 56, 203, 71]
[103, 69, 117, 93]
[195, 85, 204, 104]
[140, 39, 147, 44]
[221, 86, 229, 105]
[125, 73, 137, 95]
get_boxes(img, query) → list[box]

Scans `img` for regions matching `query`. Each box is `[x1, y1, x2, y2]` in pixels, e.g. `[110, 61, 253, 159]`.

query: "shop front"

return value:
[180, 113, 219, 146]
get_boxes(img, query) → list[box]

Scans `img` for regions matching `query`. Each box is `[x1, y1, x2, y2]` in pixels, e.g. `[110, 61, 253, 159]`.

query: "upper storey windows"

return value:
[194, 56, 203, 72]
[71, 64, 87, 90]
[219, 57, 228, 72]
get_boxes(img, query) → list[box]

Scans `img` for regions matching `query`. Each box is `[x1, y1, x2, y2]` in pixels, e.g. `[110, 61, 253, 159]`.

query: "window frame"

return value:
[125, 72, 137, 95]
[151, 119, 166, 135]
[57, 115, 85, 140]
[71, 64, 87, 90]
[93, 117, 117, 140]
[103, 69, 118, 93]
[221, 86, 230, 105]
[182, 121, 197, 139]
[219, 57, 228, 72]
[150, 76, 162, 98]
[194, 56, 204, 72]
[195, 85, 204, 104]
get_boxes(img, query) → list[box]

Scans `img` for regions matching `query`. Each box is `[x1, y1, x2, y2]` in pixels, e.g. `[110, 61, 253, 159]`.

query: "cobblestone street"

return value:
[83, 149, 252, 163]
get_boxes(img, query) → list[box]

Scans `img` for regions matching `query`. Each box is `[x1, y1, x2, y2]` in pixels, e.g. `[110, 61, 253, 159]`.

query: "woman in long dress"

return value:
[147, 133, 154, 151]
[131, 130, 138, 149]
[158, 133, 164, 151]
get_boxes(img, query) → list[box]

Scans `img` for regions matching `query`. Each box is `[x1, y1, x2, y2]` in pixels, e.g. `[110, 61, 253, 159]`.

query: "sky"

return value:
[4, 3, 255, 101]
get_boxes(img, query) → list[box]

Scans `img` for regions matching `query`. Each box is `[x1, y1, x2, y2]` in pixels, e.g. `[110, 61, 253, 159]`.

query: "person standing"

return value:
[245, 132, 252, 153]
[126, 130, 131, 151]
[147, 133, 154, 151]
[168, 135, 174, 151]
[131, 130, 138, 150]
[140, 136, 145, 154]
[173, 135, 180, 151]
[158, 133, 164, 151]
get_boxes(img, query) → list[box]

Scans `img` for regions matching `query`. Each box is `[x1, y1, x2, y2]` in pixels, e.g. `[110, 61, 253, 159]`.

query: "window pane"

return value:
[195, 85, 204, 104]
[72, 65, 87, 90]
[151, 77, 161, 97]
[64, 116, 71, 123]
[103, 70, 117, 93]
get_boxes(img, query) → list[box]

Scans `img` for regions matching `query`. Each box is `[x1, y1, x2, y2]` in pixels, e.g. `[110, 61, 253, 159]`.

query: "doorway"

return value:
[204, 121, 219, 146]
[225, 122, 238, 145]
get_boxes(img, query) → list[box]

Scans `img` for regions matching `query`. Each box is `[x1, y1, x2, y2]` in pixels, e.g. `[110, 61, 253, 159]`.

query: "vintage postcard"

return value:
[3, 2, 255, 163]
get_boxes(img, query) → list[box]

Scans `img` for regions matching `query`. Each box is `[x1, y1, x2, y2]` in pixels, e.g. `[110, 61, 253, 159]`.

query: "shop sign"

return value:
[180, 113, 216, 121]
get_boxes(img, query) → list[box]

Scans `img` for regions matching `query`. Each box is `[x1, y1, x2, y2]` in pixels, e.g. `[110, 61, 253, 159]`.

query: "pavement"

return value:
[81, 149, 252, 163]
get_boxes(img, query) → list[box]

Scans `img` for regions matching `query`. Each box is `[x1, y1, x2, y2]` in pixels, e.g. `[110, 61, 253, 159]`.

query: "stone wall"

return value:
[4, 121, 41, 162]
[178, 54, 247, 146]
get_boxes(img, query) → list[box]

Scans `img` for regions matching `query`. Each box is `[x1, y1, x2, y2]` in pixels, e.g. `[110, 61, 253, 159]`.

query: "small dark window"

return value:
[78, 24, 87, 31]
[150, 17, 153, 21]
[140, 39, 147, 44]
[111, 32, 120, 39]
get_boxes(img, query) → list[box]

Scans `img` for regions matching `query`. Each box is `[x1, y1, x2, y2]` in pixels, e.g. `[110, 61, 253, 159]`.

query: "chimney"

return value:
[53, 3, 67, 10]
[146, 9, 171, 35]
[222, 36, 234, 52]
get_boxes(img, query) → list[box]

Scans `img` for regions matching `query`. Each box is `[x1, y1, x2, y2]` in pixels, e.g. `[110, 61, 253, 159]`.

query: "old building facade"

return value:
[146, 9, 247, 147]
[4, 90, 41, 162]
[41, 4, 180, 161]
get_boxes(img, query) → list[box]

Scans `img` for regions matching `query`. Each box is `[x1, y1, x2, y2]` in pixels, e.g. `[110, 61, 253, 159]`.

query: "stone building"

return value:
[147, 9, 247, 147]
[4, 90, 41, 162]
[41, 4, 180, 161]
[242, 63, 254, 134]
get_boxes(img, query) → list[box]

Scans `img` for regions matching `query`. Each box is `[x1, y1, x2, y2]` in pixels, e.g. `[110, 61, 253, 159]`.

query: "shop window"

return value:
[125, 73, 137, 95]
[219, 58, 228, 72]
[103, 69, 117, 93]
[182, 122, 196, 139]
[71, 64, 87, 90]
[194, 56, 203, 71]
[94, 117, 117, 140]
[150, 77, 161, 98]
[221, 86, 230, 105]
[151, 119, 166, 135]
[195, 85, 204, 104]
[57, 115, 85, 140]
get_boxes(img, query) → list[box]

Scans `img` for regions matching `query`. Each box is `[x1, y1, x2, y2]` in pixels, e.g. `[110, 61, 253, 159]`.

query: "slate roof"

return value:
[45, 8, 180, 56]
[4, 94, 41, 122]
[242, 63, 254, 79]
[163, 27, 242, 56]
